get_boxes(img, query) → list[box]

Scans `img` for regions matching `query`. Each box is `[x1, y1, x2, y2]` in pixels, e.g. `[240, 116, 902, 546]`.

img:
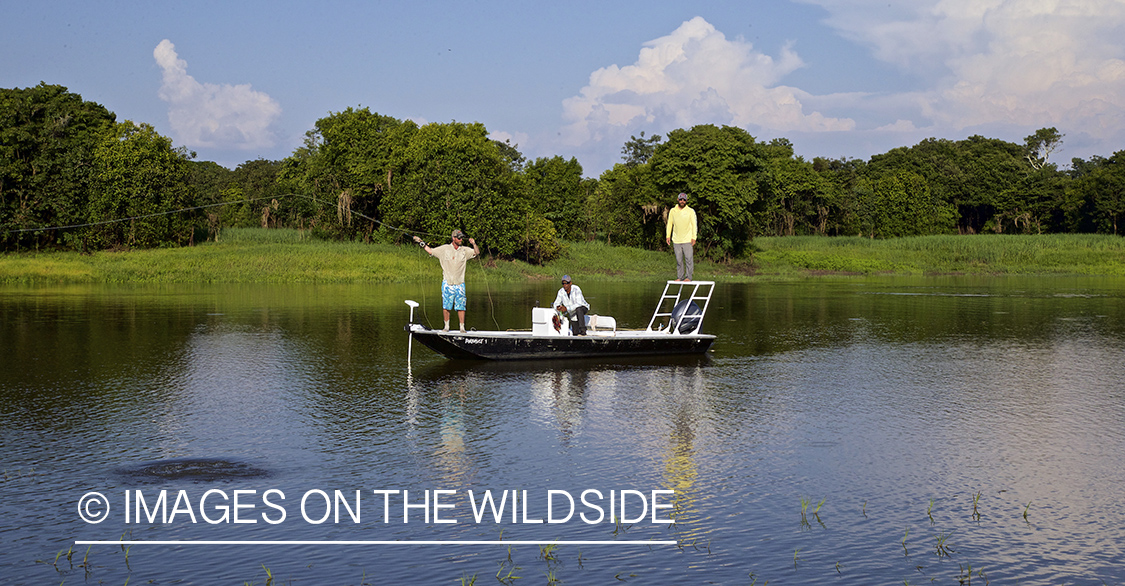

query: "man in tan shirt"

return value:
[414, 229, 479, 332]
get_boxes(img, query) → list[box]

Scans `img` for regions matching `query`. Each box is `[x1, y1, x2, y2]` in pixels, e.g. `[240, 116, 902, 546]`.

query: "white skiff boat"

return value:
[405, 280, 717, 360]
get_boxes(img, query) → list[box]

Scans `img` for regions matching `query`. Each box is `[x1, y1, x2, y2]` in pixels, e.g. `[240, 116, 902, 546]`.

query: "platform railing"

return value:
[646, 280, 715, 335]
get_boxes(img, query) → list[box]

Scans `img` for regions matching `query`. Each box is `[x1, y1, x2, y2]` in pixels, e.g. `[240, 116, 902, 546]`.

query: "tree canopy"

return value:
[3, 82, 1123, 260]
[1, 83, 116, 249]
[651, 125, 765, 258]
[525, 155, 588, 241]
[280, 111, 562, 262]
[383, 120, 547, 258]
[87, 121, 194, 248]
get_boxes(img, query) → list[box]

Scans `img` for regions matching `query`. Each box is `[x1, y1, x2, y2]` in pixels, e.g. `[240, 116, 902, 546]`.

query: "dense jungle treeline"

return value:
[3, 83, 1124, 263]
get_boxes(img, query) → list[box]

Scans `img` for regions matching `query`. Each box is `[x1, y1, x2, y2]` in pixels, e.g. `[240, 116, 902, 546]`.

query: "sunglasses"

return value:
[561, 281, 571, 284]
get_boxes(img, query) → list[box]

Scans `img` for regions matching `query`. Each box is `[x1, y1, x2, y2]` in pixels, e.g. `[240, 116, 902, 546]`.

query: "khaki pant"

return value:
[673, 242, 694, 280]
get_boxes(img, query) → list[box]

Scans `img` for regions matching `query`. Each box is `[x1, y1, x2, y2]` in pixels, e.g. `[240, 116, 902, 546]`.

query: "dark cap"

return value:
[561, 275, 571, 283]
[677, 192, 688, 201]
[451, 229, 464, 239]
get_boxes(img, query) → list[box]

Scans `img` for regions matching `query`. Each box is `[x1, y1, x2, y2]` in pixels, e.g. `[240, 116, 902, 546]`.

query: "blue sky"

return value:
[5, 1, 1124, 176]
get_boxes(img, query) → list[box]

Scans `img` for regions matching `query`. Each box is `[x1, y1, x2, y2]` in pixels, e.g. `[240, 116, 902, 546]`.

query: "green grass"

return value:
[750, 234, 1125, 276]
[2, 229, 1123, 284]
[0, 228, 432, 284]
[0, 228, 749, 284]
[544, 240, 753, 281]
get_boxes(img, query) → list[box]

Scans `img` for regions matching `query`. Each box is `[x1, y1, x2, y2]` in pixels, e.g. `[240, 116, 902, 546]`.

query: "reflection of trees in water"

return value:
[167, 325, 300, 456]
[530, 369, 590, 449]
[725, 279, 1125, 356]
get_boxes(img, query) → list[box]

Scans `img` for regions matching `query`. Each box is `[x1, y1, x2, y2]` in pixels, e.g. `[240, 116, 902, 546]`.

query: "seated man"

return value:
[552, 274, 589, 336]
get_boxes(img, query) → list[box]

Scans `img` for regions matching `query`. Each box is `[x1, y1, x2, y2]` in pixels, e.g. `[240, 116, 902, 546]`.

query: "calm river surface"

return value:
[2, 277, 1124, 585]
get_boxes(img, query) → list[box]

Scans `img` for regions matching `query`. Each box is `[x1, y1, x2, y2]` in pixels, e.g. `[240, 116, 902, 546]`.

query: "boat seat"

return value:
[587, 314, 616, 332]
[532, 308, 616, 336]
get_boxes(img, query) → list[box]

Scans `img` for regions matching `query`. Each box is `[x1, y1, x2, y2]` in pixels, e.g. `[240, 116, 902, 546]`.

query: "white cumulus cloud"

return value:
[489, 130, 530, 150]
[154, 39, 282, 150]
[802, 0, 1125, 141]
[875, 119, 919, 132]
[559, 16, 855, 149]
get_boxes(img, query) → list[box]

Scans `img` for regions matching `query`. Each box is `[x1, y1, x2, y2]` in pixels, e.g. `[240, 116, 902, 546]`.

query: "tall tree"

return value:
[186, 160, 232, 240]
[1024, 127, 1064, 170]
[0, 83, 116, 249]
[650, 125, 764, 258]
[87, 121, 194, 248]
[812, 156, 866, 236]
[1068, 152, 1125, 234]
[591, 162, 663, 247]
[280, 107, 417, 240]
[493, 138, 526, 172]
[525, 155, 587, 240]
[621, 131, 662, 167]
[757, 140, 834, 236]
[229, 159, 288, 228]
[381, 121, 560, 263]
[857, 170, 956, 238]
[866, 135, 1046, 234]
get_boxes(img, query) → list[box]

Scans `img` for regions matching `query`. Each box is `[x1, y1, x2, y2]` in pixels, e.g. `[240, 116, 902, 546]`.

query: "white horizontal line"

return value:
[75, 540, 674, 546]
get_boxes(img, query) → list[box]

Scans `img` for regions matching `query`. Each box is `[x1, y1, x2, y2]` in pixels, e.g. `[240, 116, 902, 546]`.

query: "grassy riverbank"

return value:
[1, 229, 1123, 284]
[751, 233, 1125, 276]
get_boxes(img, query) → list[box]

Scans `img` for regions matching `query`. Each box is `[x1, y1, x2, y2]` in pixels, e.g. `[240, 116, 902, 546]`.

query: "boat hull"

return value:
[409, 327, 716, 360]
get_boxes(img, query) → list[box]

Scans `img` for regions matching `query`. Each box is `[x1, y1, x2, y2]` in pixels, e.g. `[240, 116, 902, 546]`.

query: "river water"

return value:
[1, 277, 1123, 585]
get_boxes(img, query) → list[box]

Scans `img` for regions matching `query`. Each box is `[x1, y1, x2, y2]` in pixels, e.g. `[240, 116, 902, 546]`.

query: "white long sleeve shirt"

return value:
[552, 285, 589, 314]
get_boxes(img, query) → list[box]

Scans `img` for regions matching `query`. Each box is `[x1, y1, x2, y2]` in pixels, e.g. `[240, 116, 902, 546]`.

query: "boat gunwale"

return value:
[407, 325, 715, 340]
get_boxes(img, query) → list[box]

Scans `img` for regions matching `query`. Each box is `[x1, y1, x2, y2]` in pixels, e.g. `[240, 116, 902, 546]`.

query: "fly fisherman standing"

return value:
[413, 229, 479, 333]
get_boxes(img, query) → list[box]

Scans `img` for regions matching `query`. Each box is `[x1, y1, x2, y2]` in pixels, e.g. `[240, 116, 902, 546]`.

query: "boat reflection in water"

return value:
[406, 354, 713, 543]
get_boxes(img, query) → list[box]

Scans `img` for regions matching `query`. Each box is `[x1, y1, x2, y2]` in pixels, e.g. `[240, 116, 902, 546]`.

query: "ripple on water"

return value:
[115, 457, 272, 483]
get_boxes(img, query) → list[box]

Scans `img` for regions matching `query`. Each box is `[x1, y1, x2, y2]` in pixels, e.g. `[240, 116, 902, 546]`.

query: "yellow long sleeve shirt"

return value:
[666, 205, 697, 244]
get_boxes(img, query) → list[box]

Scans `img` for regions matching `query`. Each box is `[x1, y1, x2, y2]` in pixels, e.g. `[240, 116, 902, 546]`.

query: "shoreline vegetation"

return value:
[1, 229, 1123, 284]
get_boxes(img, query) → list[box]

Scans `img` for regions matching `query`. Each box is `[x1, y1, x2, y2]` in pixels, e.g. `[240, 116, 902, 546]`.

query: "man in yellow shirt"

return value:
[665, 192, 697, 281]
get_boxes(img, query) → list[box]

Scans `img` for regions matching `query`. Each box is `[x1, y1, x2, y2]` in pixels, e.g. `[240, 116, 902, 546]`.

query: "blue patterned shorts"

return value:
[441, 281, 466, 311]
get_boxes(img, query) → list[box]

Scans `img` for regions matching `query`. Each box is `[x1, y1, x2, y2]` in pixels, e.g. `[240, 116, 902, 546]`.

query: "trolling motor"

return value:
[404, 300, 420, 363]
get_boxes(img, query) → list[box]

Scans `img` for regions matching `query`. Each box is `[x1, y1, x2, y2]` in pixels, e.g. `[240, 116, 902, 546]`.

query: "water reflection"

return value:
[164, 323, 310, 458]
[530, 369, 588, 447]
[2, 279, 1124, 585]
[435, 377, 473, 485]
[659, 364, 705, 543]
